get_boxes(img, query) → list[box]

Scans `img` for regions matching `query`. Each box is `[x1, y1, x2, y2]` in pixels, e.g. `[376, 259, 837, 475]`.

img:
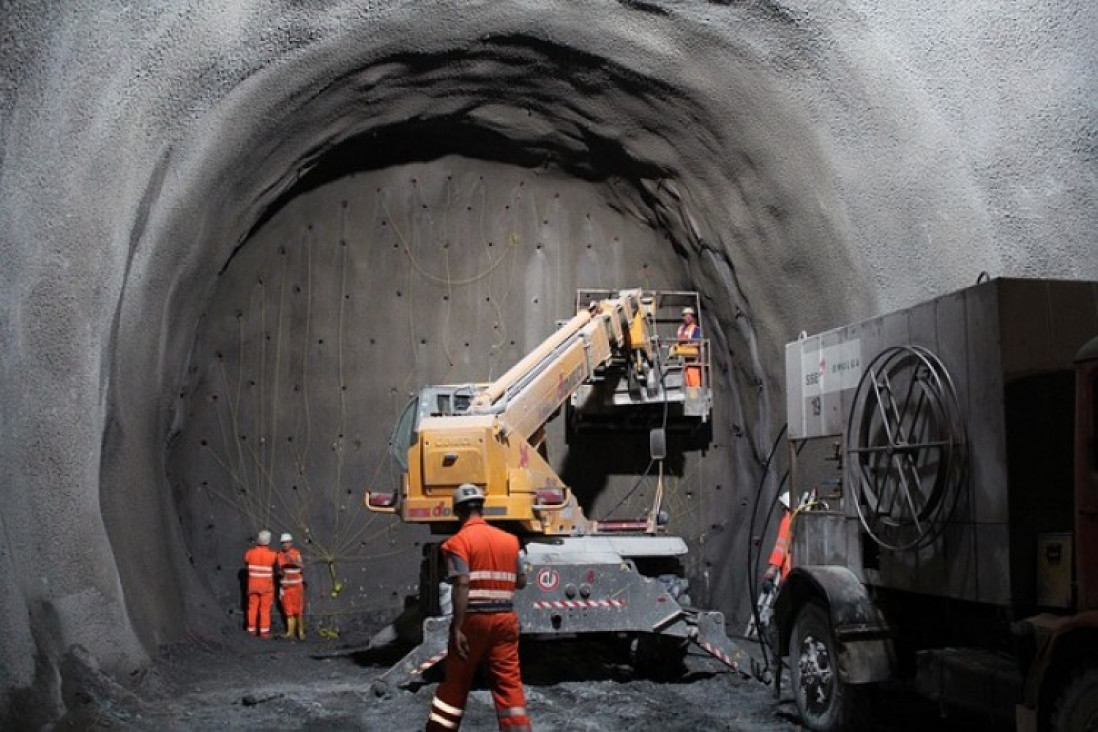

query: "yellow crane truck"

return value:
[367, 288, 746, 686]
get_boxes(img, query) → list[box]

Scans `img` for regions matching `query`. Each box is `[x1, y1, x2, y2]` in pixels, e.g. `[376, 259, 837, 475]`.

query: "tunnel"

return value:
[2, 1, 1095, 726]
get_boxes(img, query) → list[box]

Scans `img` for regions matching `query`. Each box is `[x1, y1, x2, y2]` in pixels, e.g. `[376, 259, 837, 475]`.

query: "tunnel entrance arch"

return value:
[102, 26, 859, 651]
[167, 153, 702, 630]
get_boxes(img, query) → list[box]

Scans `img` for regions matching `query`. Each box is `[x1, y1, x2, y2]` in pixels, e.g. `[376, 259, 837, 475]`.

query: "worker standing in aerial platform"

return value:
[244, 529, 278, 638]
[676, 306, 703, 387]
[277, 532, 306, 640]
[426, 484, 531, 732]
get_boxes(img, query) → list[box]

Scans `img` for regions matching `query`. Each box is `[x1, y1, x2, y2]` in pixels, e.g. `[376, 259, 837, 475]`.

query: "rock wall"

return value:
[1, 0, 1095, 724]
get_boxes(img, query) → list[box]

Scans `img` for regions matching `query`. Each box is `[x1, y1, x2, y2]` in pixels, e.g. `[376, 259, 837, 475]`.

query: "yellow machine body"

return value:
[367, 288, 710, 536]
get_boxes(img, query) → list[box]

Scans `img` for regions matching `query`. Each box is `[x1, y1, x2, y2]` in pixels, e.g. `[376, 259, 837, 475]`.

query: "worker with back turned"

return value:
[244, 529, 278, 638]
[425, 484, 531, 731]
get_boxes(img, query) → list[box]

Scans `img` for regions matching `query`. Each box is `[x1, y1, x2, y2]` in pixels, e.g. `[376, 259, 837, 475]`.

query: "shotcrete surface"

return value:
[59, 634, 797, 731]
[1, 0, 1096, 726]
[53, 629, 1010, 731]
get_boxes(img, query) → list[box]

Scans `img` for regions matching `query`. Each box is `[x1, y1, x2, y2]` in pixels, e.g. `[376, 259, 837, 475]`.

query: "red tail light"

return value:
[368, 492, 397, 508]
[535, 489, 566, 506]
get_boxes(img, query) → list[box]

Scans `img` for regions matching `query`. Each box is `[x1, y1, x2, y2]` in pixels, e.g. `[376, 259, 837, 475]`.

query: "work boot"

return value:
[296, 616, 305, 641]
[283, 617, 297, 639]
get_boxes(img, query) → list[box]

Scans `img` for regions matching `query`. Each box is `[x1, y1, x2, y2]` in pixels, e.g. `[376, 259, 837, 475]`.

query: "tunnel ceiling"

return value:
[184, 29, 861, 350]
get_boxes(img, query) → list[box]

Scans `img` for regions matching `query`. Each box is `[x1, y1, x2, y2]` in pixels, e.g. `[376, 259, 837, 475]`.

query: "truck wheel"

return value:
[790, 601, 861, 731]
[1051, 666, 1098, 732]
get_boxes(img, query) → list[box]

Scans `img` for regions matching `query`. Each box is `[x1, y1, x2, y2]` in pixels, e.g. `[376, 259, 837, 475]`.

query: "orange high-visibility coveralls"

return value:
[244, 544, 278, 636]
[768, 511, 793, 581]
[676, 321, 703, 387]
[277, 547, 305, 616]
[426, 517, 531, 732]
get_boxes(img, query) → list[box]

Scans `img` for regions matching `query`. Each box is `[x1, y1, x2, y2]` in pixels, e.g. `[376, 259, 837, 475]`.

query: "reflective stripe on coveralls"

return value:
[278, 548, 304, 585]
[426, 516, 530, 731]
[426, 614, 530, 731]
[244, 545, 278, 635]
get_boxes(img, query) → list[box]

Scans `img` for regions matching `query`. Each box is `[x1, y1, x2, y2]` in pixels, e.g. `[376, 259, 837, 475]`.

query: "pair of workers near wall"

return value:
[244, 530, 306, 639]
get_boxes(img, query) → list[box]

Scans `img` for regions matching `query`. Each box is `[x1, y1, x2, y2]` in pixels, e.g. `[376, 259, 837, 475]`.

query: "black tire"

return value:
[1051, 666, 1098, 732]
[790, 601, 862, 731]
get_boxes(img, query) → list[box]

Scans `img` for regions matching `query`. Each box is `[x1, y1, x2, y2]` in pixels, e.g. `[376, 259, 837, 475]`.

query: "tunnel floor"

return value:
[52, 622, 1012, 731]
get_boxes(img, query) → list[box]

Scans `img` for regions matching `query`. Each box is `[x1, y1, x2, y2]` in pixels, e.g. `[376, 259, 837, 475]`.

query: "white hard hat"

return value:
[280, 533, 293, 543]
[778, 492, 791, 510]
[452, 483, 485, 508]
[682, 306, 695, 316]
[257, 529, 272, 546]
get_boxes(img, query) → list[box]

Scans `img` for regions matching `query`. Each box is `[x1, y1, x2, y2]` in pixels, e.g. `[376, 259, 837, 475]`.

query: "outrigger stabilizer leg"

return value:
[374, 606, 756, 693]
[658, 607, 755, 675]
[371, 616, 450, 693]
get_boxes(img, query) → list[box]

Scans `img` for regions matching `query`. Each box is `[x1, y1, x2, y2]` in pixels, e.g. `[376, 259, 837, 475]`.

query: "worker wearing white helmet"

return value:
[426, 484, 531, 731]
[276, 532, 306, 640]
[765, 493, 794, 584]
[244, 529, 278, 637]
[677, 306, 701, 341]
[676, 306, 703, 387]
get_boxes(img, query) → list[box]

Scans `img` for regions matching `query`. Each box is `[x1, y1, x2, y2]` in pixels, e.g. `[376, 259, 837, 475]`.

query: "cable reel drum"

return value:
[845, 345, 968, 552]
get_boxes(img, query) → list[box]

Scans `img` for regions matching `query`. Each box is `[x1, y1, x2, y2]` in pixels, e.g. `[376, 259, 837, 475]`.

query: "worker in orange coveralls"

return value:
[277, 532, 306, 640]
[244, 529, 278, 637]
[676, 306, 703, 387]
[747, 492, 794, 640]
[426, 484, 531, 732]
[764, 492, 794, 584]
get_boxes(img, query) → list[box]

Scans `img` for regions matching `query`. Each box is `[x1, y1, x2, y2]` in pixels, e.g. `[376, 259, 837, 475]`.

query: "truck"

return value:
[773, 277, 1098, 731]
[366, 288, 747, 686]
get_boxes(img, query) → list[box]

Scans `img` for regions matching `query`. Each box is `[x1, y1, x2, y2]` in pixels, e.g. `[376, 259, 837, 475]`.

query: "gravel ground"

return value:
[50, 626, 1010, 731]
[50, 626, 799, 731]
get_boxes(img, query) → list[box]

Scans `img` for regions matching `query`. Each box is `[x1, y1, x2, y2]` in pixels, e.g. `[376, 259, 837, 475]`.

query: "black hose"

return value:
[745, 424, 808, 671]
[744, 425, 785, 666]
[602, 334, 671, 520]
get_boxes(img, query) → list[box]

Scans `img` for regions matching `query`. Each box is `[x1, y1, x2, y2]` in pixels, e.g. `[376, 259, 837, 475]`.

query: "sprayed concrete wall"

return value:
[1, 0, 1095, 725]
[167, 160, 697, 628]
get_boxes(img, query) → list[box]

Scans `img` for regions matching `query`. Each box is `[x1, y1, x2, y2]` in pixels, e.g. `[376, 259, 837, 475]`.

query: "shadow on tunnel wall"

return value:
[243, 114, 668, 254]
[561, 421, 714, 520]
